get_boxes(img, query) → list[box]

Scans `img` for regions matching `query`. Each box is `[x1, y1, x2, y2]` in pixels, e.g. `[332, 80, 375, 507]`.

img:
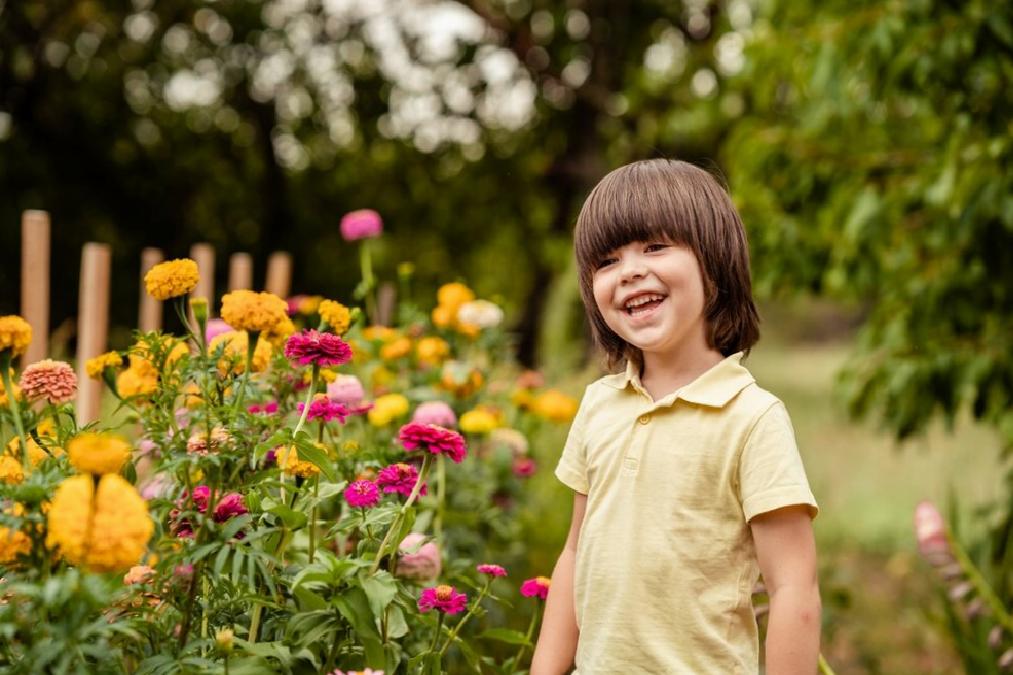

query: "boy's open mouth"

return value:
[623, 293, 666, 316]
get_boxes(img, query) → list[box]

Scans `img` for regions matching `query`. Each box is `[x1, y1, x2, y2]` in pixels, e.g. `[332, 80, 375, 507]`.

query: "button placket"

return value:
[623, 407, 655, 475]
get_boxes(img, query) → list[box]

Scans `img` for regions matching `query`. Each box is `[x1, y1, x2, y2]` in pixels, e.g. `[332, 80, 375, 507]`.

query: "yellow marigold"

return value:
[297, 295, 323, 315]
[86, 351, 123, 379]
[0, 370, 21, 407]
[437, 282, 475, 309]
[416, 337, 450, 366]
[459, 408, 498, 434]
[220, 290, 288, 333]
[370, 366, 396, 393]
[456, 322, 480, 339]
[0, 527, 31, 564]
[37, 417, 56, 438]
[532, 389, 579, 423]
[0, 456, 24, 484]
[117, 364, 158, 398]
[264, 315, 295, 348]
[131, 337, 188, 370]
[303, 368, 338, 385]
[319, 300, 352, 335]
[209, 330, 272, 375]
[440, 361, 483, 398]
[143, 258, 199, 301]
[278, 445, 321, 478]
[380, 336, 412, 361]
[0, 315, 32, 357]
[431, 305, 455, 329]
[362, 325, 397, 342]
[67, 432, 130, 475]
[6, 436, 55, 468]
[183, 381, 203, 408]
[511, 388, 534, 410]
[46, 474, 153, 573]
[368, 393, 410, 426]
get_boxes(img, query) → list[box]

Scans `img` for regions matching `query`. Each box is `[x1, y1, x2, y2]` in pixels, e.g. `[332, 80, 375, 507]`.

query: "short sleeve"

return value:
[554, 386, 591, 495]
[738, 402, 818, 522]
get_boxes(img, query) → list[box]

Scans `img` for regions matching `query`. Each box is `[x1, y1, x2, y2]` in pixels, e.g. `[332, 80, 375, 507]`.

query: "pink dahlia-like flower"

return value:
[418, 585, 468, 614]
[298, 394, 349, 423]
[512, 457, 537, 478]
[520, 576, 551, 600]
[284, 330, 352, 367]
[205, 318, 233, 343]
[248, 400, 279, 415]
[411, 401, 457, 428]
[397, 533, 441, 582]
[398, 423, 467, 464]
[376, 463, 427, 498]
[344, 480, 380, 508]
[328, 374, 365, 405]
[213, 493, 248, 523]
[340, 209, 383, 241]
[19, 359, 77, 405]
[477, 564, 507, 577]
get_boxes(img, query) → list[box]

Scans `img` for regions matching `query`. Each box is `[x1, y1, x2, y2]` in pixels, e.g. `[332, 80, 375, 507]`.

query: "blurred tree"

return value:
[0, 0, 743, 365]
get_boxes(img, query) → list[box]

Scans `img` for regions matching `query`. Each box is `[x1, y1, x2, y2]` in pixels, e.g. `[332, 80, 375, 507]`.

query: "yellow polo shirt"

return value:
[555, 352, 818, 674]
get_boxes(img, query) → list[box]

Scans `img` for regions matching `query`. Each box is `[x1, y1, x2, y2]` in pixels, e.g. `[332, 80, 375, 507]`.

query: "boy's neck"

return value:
[639, 343, 724, 401]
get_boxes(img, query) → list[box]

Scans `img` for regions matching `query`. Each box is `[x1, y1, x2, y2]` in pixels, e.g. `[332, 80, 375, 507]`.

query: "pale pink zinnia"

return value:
[477, 563, 507, 577]
[376, 463, 427, 498]
[344, 480, 380, 508]
[397, 423, 467, 464]
[298, 394, 349, 423]
[418, 585, 468, 614]
[340, 209, 383, 241]
[19, 359, 77, 404]
[397, 533, 441, 582]
[411, 401, 457, 428]
[205, 318, 233, 343]
[284, 330, 352, 367]
[328, 374, 366, 405]
[520, 576, 550, 600]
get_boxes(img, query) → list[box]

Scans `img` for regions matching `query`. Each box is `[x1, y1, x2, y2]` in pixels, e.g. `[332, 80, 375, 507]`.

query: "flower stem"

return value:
[359, 241, 378, 324]
[514, 602, 541, 667]
[0, 352, 29, 473]
[439, 581, 489, 656]
[435, 454, 446, 543]
[429, 612, 444, 654]
[231, 331, 259, 415]
[819, 653, 837, 675]
[371, 453, 433, 574]
[308, 475, 320, 564]
[292, 365, 320, 438]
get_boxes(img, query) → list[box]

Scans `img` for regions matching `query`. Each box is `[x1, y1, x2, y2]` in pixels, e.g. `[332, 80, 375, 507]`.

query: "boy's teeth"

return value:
[624, 294, 664, 310]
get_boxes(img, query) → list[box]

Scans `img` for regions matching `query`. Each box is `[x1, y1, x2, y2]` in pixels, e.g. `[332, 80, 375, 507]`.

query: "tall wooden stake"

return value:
[76, 243, 111, 425]
[265, 252, 292, 298]
[190, 243, 215, 305]
[20, 210, 50, 365]
[139, 247, 164, 332]
[228, 252, 253, 291]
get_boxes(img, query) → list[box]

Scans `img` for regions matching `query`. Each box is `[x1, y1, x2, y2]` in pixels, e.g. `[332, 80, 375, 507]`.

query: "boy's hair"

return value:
[574, 159, 760, 368]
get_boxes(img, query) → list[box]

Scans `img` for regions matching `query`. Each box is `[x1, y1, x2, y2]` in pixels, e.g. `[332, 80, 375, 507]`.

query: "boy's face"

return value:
[591, 239, 710, 364]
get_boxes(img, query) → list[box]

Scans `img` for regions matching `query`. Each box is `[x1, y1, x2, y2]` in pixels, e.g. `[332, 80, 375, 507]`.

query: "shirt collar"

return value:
[601, 352, 755, 408]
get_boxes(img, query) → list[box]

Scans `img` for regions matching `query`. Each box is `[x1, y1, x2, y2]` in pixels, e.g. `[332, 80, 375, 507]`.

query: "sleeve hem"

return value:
[743, 488, 819, 522]
[554, 465, 588, 495]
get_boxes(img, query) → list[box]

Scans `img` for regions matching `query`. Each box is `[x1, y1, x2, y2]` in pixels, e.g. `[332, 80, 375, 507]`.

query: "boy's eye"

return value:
[645, 243, 668, 252]
[596, 257, 617, 269]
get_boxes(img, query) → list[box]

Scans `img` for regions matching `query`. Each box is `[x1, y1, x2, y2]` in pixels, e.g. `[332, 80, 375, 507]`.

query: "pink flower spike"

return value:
[397, 423, 467, 464]
[284, 330, 352, 367]
[520, 576, 550, 600]
[376, 463, 427, 498]
[345, 480, 380, 508]
[340, 209, 383, 241]
[418, 585, 468, 614]
[477, 564, 507, 577]
[298, 394, 349, 423]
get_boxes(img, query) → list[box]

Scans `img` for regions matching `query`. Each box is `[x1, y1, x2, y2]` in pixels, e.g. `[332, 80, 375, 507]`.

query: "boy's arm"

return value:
[530, 491, 587, 675]
[751, 504, 821, 675]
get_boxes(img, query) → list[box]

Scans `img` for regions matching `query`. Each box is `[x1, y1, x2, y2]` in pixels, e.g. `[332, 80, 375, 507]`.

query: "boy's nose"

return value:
[619, 257, 646, 283]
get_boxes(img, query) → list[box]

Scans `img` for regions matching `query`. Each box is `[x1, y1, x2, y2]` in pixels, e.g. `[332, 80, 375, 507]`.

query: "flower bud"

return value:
[990, 626, 1004, 650]
[215, 627, 234, 654]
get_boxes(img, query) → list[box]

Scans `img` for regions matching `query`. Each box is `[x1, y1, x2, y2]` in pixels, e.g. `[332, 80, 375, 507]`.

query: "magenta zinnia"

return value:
[477, 563, 507, 577]
[418, 584, 468, 614]
[344, 480, 380, 508]
[397, 423, 467, 464]
[298, 393, 349, 423]
[340, 209, 383, 241]
[19, 359, 77, 404]
[213, 493, 248, 523]
[520, 576, 551, 600]
[376, 463, 427, 498]
[284, 330, 352, 367]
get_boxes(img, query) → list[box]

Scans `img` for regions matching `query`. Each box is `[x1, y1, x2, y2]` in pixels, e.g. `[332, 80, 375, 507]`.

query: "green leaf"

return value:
[292, 433, 337, 481]
[359, 571, 398, 618]
[268, 504, 307, 530]
[478, 628, 531, 645]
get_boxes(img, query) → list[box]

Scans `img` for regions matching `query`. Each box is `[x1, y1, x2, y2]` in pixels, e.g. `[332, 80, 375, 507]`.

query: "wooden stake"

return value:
[228, 252, 253, 291]
[190, 242, 215, 305]
[377, 282, 396, 327]
[20, 210, 50, 364]
[76, 243, 111, 425]
[265, 252, 292, 298]
[139, 247, 163, 332]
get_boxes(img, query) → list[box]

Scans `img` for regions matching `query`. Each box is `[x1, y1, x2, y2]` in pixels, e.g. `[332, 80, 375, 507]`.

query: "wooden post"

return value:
[190, 242, 215, 304]
[20, 210, 50, 364]
[228, 252, 253, 291]
[76, 243, 111, 425]
[265, 252, 292, 298]
[139, 247, 163, 332]
[376, 282, 397, 327]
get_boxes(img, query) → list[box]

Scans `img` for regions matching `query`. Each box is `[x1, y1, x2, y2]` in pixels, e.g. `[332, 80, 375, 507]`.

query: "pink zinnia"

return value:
[19, 359, 77, 404]
[213, 493, 248, 523]
[284, 330, 352, 367]
[248, 400, 279, 414]
[298, 394, 349, 423]
[376, 463, 427, 498]
[477, 564, 507, 577]
[328, 374, 366, 406]
[418, 585, 468, 614]
[398, 423, 467, 464]
[512, 457, 537, 478]
[411, 401, 457, 428]
[520, 576, 550, 600]
[397, 533, 441, 582]
[340, 209, 383, 241]
[205, 318, 233, 343]
[344, 480, 380, 508]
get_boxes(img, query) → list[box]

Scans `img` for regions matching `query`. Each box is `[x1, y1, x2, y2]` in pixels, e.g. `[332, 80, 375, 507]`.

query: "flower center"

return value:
[435, 585, 453, 601]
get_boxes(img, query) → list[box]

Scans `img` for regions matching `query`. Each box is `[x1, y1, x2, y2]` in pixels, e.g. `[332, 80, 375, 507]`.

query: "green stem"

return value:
[818, 653, 837, 675]
[231, 331, 259, 415]
[514, 602, 541, 667]
[371, 453, 433, 574]
[0, 352, 29, 473]
[292, 365, 320, 438]
[309, 475, 320, 564]
[439, 581, 489, 656]
[359, 241, 378, 324]
[429, 613, 444, 654]
[435, 454, 446, 543]
[947, 528, 1013, 635]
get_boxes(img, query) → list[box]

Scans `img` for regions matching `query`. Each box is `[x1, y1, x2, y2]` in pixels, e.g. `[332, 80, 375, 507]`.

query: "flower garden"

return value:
[0, 220, 578, 674]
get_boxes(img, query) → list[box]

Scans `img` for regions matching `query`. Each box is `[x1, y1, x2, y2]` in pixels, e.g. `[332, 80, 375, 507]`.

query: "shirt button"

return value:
[637, 414, 650, 425]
